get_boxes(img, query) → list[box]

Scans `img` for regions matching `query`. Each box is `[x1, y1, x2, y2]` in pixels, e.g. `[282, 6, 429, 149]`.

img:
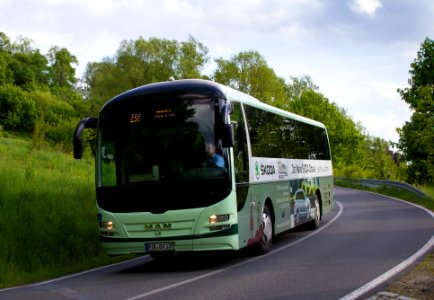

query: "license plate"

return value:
[145, 242, 175, 252]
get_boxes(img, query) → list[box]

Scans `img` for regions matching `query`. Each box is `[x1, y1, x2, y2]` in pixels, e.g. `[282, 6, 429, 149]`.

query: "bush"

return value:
[336, 165, 365, 179]
[0, 85, 37, 132]
[45, 119, 79, 152]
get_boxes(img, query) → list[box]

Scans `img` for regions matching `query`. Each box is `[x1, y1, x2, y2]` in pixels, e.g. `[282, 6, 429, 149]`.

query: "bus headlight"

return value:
[99, 221, 114, 230]
[99, 221, 116, 236]
[209, 214, 229, 224]
[209, 214, 230, 231]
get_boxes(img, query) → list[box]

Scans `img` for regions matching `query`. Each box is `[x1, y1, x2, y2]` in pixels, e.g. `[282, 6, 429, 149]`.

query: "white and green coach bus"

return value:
[73, 79, 334, 257]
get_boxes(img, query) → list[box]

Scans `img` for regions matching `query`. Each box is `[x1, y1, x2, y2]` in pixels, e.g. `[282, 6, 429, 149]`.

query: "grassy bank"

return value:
[0, 134, 120, 288]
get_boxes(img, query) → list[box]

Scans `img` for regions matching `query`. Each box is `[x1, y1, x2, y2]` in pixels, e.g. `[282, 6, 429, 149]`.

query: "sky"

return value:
[1, 0, 433, 143]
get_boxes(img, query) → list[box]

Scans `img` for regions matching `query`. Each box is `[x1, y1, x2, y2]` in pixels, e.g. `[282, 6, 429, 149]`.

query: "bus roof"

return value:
[101, 79, 326, 129]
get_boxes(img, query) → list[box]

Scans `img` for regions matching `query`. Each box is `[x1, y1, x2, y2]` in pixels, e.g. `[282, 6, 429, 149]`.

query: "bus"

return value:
[73, 79, 334, 257]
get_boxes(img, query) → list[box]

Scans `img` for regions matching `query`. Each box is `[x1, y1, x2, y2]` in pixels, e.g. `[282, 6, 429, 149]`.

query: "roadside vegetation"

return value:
[334, 178, 434, 212]
[0, 31, 432, 288]
[0, 133, 117, 288]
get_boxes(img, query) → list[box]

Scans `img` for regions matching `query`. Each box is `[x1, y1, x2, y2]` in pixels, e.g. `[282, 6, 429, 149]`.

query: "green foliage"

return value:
[336, 165, 366, 179]
[0, 33, 13, 86]
[364, 137, 395, 179]
[0, 84, 37, 131]
[334, 137, 407, 181]
[27, 90, 78, 150]
[285, 76, 366, 169]
[2, 35, 49, 89]
[213, 50, 287, 104]
[84, 35, 210, 115]
[46, 45, 78, 89]
[178, 36, 209, 78]
[45, 118, 80, 152]
[420, 185, 434, 200]
[0, 32, 86, 150]
[363, 137, 406, 180]
[397, 37, 434, 185]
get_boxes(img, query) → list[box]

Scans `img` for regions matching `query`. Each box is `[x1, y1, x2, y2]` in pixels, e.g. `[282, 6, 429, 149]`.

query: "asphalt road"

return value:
[2, 187, 434, 300]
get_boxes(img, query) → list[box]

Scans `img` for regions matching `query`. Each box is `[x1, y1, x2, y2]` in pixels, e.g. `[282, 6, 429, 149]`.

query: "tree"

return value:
[5, 35, 49, 88]
[0, 32, 13, 86]
[365, 137, 399, 180]
[213, 50, 287, 105]
[178, 36, 209, 78]
[0, 84, 37, 131]
[286, 78, 366, 169]
[47, 46, 78, 89]
[397, 38, 434, 185]
[84, 36, 209, 115]
[285, 75, 319, 104]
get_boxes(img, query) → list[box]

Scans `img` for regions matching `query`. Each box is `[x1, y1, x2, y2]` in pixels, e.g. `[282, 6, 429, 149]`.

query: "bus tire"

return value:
[308, 197, 321, 230]
[255, 205, 273, 254]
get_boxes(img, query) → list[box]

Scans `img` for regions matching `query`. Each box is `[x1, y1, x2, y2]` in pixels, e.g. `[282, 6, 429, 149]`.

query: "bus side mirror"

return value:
[221, 102, 233, 124]
[220, 102, 234, 148]
[73, 117, 98, 159]
[221, 123, 234, 148]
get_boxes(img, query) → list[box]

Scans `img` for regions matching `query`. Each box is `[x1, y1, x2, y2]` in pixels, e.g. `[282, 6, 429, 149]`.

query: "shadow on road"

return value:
[117, 250, 249, 274]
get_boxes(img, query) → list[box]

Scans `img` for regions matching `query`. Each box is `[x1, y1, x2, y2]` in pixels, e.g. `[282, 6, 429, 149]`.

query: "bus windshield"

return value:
[96, 97, 231, 213]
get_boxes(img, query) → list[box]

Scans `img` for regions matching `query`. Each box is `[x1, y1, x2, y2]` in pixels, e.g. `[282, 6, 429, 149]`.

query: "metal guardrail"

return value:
[335, 177, 426, 198]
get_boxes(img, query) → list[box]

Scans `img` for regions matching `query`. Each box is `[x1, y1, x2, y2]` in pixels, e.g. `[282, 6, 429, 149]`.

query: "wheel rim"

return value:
[262, 211, 273, 243]
[314, 199, 320, 222]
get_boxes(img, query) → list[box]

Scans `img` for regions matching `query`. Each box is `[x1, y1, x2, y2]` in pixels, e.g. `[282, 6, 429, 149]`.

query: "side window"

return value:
[232, 102, 249, 183]
[244, 105, 288, 158]
[243, 104, 330, 161]
[244, 105, 276, 157]
[315, 127, 331, 160]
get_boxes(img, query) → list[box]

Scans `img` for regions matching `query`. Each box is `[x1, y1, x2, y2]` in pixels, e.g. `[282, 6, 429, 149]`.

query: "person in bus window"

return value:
[205, 142, 225, 169]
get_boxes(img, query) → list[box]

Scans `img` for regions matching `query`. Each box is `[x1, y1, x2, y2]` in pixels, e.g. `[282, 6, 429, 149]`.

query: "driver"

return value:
[205, 143, 225, 169]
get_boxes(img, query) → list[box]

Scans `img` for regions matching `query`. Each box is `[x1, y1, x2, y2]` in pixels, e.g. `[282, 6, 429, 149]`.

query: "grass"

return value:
[420, 185, 434, 201]
[0, 134, 132, 288]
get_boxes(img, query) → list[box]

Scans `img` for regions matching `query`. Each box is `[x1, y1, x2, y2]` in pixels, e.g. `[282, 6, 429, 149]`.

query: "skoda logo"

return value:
[255, 161, 260, 179]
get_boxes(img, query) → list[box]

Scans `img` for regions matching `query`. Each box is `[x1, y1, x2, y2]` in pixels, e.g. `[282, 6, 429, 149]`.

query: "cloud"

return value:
[353, 111, 404, 143]
[368, 80, 401, 101]
[347, 0, 383, 18]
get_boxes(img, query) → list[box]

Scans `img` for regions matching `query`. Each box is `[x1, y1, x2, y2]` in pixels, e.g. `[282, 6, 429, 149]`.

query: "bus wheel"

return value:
[256, 205, 273, 254]
[309, 198, 321, 230]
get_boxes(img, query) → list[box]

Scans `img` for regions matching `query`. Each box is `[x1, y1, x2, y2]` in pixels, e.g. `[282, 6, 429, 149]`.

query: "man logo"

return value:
[144, 223, 172, 235]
